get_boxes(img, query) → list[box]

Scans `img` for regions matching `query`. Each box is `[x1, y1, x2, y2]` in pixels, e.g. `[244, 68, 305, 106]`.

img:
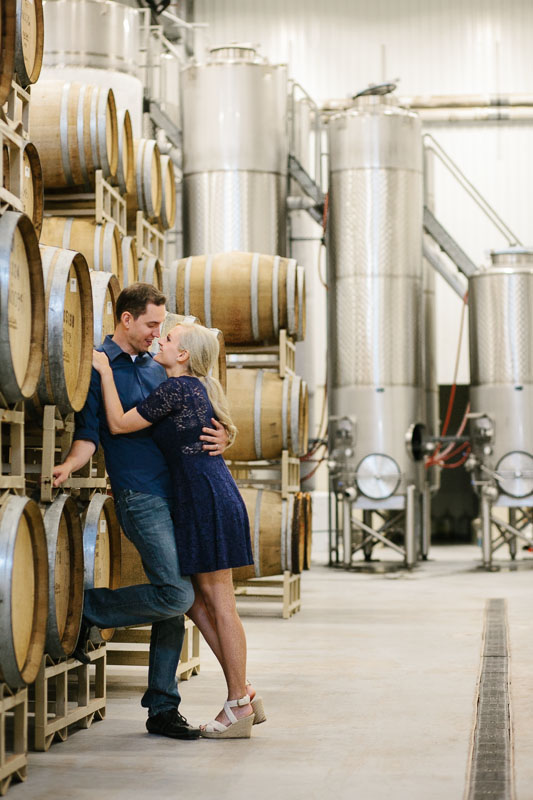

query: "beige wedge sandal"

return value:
[246, 681, 267, 725]
[200, 695, 255, 739]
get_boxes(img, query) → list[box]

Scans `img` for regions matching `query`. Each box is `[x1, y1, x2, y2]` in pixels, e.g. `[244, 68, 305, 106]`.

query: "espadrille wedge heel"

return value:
[200, 695, 255, 739]
[246, 681, 267, 725]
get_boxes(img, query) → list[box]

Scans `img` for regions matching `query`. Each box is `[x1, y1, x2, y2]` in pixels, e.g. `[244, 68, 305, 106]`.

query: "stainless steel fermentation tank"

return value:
[180, 45, 288, 256]
[468, 249, 533, 566]
[42, 0, 140, 75]
[469, 250, 533, 500]
[327, 94, 424, 511]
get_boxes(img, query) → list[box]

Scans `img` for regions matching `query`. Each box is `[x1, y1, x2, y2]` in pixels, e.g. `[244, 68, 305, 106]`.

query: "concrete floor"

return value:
[10, 543, 533, 800]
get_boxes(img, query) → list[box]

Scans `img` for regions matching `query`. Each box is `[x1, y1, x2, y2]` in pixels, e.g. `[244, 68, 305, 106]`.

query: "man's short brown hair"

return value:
[115, 283, 166, 322]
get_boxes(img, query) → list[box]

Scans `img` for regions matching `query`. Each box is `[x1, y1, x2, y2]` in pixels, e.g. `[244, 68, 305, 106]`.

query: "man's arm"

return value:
[200, 418, 230, 456]
[53, 439, 96, 487]
[54, 367, 102, 485]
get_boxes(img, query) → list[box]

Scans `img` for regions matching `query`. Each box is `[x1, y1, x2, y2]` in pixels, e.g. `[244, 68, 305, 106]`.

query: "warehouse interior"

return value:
[0, 0, 532, 798]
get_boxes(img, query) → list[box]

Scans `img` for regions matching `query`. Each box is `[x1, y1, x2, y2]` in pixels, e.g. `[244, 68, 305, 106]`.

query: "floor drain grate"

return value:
[466, 598, 513, 800]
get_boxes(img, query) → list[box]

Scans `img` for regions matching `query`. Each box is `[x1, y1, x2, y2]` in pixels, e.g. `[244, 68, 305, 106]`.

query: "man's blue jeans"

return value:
[83, 489, 195, 716]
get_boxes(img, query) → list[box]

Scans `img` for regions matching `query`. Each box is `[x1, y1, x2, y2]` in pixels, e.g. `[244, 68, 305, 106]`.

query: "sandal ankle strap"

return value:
[224, 695, 250, 724]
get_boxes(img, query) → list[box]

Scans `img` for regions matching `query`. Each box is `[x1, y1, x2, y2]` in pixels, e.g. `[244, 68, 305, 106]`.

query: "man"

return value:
[53, 283, 228, 740]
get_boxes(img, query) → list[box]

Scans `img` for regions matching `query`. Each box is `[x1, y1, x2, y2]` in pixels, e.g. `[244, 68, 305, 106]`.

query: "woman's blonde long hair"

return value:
[174, 322, 237, 445]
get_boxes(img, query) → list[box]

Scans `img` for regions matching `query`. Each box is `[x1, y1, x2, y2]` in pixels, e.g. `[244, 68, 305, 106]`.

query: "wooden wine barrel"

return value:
[158, 154, 176, 229]
[165, 259, 178, 313]
[116, 108, 134, 196]
[0, 0, 16, 106]
[120, 235, 138, 288]
[29, 80, 118, 189]
[90, 270, 120, 346]
[0, 211, 45, 403]
[291, 492, 305, 575]
[2, 143, 10, 191]
[41, 217, 123, 281]
[119, 529, 148, 587]
[14, 0, 43, 88]
[296, 265, 306, 341]
[226, 369, 309, 460]
[139, 255, 163, 290]
[233, 489, 297, 580]
[0, 494, 48, 688]
[127, 138, 162, 225]
[81, 493, 121, 641]
[159, 313, 227, 392]
[43, 494, 84, 659]
[173, 252, 304, 344]
[21, 140, 43, 237]
[37, 244, 93, 414]
[303, 492, 312, 570]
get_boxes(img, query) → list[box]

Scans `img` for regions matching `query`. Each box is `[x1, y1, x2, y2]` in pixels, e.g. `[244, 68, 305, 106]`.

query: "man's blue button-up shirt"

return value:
[73, 335, 171, 498]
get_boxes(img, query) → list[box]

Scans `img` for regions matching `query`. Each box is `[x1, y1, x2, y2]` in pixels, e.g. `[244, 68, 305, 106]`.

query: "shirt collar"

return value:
[101, 335, 152, 363]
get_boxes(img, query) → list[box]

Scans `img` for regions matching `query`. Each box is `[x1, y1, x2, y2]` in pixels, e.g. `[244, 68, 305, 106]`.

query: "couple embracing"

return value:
[54, 283, 264, 740]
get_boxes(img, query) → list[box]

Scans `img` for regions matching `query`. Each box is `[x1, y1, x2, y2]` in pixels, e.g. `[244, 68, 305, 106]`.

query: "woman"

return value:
[93, 321, 263, 739]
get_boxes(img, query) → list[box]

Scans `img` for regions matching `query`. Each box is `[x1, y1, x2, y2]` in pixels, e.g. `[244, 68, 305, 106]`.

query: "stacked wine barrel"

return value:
[0, 2, 123, 700]
[165, 251, 313, 578]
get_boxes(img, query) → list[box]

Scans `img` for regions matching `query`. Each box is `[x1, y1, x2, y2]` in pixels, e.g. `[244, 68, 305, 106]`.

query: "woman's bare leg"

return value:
[186, 579, 257, 705]
[194, 568, 253, 725]
[186, 578, 224, 665]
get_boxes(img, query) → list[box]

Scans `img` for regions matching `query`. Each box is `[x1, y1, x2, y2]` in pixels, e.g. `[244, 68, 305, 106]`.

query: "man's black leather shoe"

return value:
[71, 619, 91, 665]
[146, 708, 201, 739]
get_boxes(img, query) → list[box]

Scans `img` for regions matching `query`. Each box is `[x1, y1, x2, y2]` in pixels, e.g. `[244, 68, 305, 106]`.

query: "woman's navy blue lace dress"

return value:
[136, 375, 253, 575]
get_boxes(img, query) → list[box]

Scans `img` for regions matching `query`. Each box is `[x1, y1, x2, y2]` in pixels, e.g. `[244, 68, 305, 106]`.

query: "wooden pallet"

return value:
[43, 170, 127, 235]
[25, 405, 107, 502]
[1, 81, 30, 139]
[106, 617, 200, 680]
[0, 118, 25, 216]
[30, 642, 106, 752]
[135, 210, 165, 265]
[0, 404, 25, 495]
[226, 329, 296, 378]
[0, 684, 27, 796]
[234, 571, 301, 619]
[228, 450, 300, 499]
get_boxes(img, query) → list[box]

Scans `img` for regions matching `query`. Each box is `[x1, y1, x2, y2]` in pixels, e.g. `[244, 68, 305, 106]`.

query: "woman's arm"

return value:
[92, 351, 151, 434]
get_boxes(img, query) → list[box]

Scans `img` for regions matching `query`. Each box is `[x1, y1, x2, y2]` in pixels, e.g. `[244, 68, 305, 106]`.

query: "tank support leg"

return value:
[405, 484, 417, 567]
[421, 483, 431, 560]
[481, 491, 493, 569]
[343, 497, 352, 567]
[363, 511, 373, 561]
[508, 508, 518, 560]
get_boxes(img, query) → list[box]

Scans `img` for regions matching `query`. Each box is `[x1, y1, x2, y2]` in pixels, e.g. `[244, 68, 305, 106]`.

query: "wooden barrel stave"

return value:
[0, 495, 48, 688]
[226, 369, 308, 460]
[158, 154, 176, 229]
[120, 235, 138, 288]
[116, 108, 134, 196]
[21, 140, 44, 237]
[139, 255, 162, 290]
[128, 138, 162, 226]
[0, 0, 16, 106]
[303, 492, 312, 570]
[41, 216, 123, 281]
[81, 493, 122, 641]
[43, 494, 84, 659]
[37, 244, 94, 414]
[173, 252, 304, 345]
[233, 489, 296, 580]
[14, 0, 44, 88]
[0, 211, 45, 402]
[90, 270, 120, 346]
[29, 81, 118, 189]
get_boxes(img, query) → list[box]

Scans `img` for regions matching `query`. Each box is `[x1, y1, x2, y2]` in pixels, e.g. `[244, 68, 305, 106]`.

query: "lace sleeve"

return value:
[136, 378, 184, 423]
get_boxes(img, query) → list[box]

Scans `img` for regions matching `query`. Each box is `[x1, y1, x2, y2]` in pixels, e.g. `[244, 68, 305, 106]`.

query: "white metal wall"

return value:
[195, 0, 533, 388]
